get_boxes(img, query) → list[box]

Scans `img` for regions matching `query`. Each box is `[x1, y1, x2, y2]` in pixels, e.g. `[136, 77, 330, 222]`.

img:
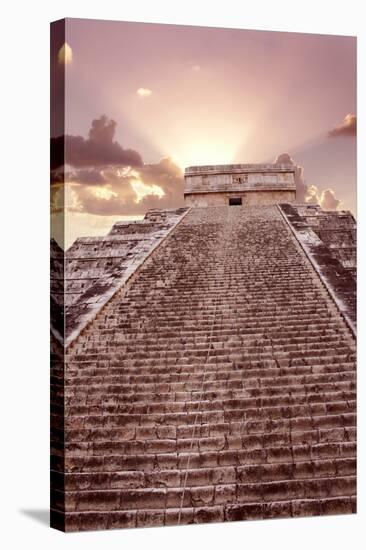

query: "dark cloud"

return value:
[51, 115, 185, 216]
[51, 115, 143, 170]
[50, 168, 106, 185]
[328, 114, 356, 138]
[63, 157, 184, 217]
[70, 169, 107, 185]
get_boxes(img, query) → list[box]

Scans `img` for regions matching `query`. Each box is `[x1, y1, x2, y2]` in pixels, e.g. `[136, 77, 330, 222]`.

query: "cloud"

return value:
[91, 186, 118, 201]
[319, 188, 341, 210]
[51, 116, 185, 218]
[131, 180, 165, 203]
[57, 158, 184, 217]
[328, 114, 356, 138]
[58, 42, 73, 65]
[70, 169, 107, 185]
[304, 184, 341, 210]
[274, 152, 342, 210]
[137, 87, 152, 97]
[51, 116, 143, 170]
[75, 158, 184, 216]
[305, 184, 319, 204]
[140, 157, 183, 180]
[307, 185, 342, 210]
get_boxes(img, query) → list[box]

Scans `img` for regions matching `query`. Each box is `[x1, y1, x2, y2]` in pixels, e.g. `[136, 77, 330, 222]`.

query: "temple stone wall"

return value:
[185, 190, 295, 207]
[291, 205, 357, 279]
[184, 163, 296, 206]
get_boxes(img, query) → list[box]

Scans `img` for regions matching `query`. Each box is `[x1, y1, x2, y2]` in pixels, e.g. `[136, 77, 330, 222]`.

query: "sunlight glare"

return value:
[172, 139, 240, 170]
[131, 180, 165, 203]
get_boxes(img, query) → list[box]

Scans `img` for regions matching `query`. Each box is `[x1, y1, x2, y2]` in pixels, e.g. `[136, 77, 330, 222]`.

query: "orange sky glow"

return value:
[51, 19, 356, 249]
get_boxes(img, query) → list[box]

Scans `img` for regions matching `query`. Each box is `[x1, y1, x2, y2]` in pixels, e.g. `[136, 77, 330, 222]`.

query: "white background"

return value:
[0, 0, 364, 548]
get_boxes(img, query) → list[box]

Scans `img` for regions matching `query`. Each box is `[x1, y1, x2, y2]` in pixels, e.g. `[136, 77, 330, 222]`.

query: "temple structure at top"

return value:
[184, 163, 296, 207]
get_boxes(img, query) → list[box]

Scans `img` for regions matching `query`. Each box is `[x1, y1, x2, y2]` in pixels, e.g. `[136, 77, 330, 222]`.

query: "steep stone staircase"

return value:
[51, 205, 356, 531]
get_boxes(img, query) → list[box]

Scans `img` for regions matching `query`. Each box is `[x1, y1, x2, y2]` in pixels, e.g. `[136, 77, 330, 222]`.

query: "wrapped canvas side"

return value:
[50, 18, 66, 531]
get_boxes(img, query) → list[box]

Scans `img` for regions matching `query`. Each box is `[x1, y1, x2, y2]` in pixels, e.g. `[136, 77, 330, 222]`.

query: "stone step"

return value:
[63, 385, 356, 406]
[52, 475, 356, 513]
[62, 393, 356, 415]
[51, 428, 356, 469]
[53, 495, 356, 530]
[63, 419, 356, 448]
[62, 372, 356, 393]
[52, 440, 356, 473]
[60, 205, 356, 530]
[52, 457, 356, 491]
[72, 336, 353, 354]
[56, 414, 356, 447]
[83, 332, 353, 346]
[87, 319, 352, 336]
[70, 353, 356, 367]
[62, 368, 356, 391]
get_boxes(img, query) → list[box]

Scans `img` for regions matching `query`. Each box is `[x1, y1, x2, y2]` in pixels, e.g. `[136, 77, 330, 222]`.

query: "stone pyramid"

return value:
[51, 163, 356, 531]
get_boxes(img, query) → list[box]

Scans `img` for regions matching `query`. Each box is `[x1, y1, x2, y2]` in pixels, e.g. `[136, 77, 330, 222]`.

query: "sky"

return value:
[50, 18, 356, 249]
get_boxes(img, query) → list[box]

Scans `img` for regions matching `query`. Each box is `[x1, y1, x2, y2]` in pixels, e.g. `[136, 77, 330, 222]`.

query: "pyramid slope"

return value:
[51, 205, 356, 531]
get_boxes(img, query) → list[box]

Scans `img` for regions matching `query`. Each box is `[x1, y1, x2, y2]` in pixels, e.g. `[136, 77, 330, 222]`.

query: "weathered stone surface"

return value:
[291, 204, 356, 279]
[279, 203, 356, 333]
[185, 190, 295, 207]
[52, 201, 356, 531]
[62, 208, 189, 345]
[50, 239, 65, 343]
[184, 164, 296, 206]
